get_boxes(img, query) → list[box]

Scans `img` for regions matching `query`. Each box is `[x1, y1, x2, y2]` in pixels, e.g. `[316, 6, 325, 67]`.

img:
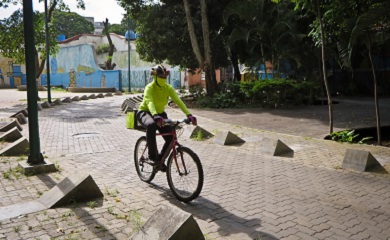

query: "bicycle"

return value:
[134, 118, 204, 202]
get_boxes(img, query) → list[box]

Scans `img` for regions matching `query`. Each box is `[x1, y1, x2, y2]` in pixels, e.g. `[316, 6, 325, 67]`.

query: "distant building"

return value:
[84, 17, 94, 25]
[81, 16, 104, 35]
[94, 22, 104, 35]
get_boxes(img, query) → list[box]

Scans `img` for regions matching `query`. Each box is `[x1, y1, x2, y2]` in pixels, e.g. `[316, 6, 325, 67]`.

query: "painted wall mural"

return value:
[41, 44, 121, 90]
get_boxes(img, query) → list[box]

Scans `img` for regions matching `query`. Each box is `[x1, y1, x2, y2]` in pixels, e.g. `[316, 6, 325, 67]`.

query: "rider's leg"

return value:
[137, 111, 158, 161]
[158, 112, 173, 158]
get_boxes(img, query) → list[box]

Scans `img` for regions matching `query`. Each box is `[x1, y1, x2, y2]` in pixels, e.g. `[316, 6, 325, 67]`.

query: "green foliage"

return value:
[192, 78, 320, 109]
[52, 10, 94, 38]
[109, 23, 127, 36]
[198, 93, 238, 108]
[189, 83, 205, 97]
[96, 43, 116, 54]
[330, 129, 373, 144]
[239, 78, 320, 107]
[0, 9, 59, 64]
[87, 201, 97, 209]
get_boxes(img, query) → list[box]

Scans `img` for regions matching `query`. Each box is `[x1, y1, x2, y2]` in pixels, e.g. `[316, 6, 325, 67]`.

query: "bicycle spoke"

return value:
[167, 147, 203, 202]
[134, 136, 156, 182]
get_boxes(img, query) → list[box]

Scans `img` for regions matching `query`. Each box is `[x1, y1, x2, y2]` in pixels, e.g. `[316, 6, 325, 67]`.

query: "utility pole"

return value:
[23, 0, 44, 164]
[44, 0, 52, 103]
[127, 14, 131, 93]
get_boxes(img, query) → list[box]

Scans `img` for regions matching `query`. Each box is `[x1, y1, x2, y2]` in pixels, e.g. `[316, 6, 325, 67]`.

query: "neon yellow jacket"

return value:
[139, 81, 191, 116]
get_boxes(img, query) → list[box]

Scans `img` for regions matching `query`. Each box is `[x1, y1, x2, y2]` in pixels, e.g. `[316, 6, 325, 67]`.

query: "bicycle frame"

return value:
[142, 122, 189, 174]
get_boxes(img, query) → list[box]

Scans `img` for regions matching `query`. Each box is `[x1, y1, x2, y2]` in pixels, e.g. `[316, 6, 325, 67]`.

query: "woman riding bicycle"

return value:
[136, 64, 197, 167]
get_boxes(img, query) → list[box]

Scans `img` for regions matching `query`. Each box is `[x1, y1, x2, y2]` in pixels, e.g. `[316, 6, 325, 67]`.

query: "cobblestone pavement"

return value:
[0, 89, 390, 240]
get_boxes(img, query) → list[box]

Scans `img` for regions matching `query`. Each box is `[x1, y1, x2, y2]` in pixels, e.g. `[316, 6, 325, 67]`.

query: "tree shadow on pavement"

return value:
[148, 183, 279, 240]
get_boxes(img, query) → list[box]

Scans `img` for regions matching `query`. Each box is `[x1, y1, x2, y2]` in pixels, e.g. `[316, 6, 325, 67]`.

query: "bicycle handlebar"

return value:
[164, 118, 191, 126]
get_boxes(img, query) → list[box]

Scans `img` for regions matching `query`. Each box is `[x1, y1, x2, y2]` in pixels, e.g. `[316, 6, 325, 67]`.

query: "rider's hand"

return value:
[187, 114, 197, 126]
[153, 115, 164, 128]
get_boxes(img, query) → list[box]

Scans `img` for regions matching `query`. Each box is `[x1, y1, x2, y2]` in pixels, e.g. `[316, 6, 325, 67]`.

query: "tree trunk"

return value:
[35, 0, 58, 79]
[183, 0, 217, 97]
[368, 38, 382, 145]
[317, 0, 333, 134]
[183, 0, 203, 68]
[103, 18, 116, 70]
[231, 50, 241, 81]
[200, 0, 217, 96]
[261, 43, 267, 79]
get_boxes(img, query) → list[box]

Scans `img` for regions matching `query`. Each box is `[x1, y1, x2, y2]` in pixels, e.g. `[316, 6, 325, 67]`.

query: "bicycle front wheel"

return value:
[166, 147, 203, 202]
[134, 136, 156, 183]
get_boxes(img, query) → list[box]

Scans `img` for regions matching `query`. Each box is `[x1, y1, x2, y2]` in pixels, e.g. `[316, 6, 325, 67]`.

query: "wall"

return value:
[0, 55, 27, 88]
[41, 44, 122, 90]
[59, 33, 131, 52]
[185, 68, 224, 88]
[0, 55, 13, 87]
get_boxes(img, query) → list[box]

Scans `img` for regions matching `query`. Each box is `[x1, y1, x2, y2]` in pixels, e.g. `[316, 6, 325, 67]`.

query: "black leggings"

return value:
[136, 111, 173, 161]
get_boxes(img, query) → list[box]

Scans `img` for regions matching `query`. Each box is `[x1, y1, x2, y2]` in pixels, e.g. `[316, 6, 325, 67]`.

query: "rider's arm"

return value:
[168, 85, 191, 116]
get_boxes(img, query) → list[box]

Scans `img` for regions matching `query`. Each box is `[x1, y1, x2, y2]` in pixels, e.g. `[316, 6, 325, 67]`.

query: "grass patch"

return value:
[87, 201, 97, 209]
[51, 87, 66, 92]
[2, 166, 23, 180]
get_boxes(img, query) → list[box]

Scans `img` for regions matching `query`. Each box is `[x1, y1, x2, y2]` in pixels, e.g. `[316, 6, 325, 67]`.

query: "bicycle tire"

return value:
[134, 136, 156, 183]
[166, 147, 203, 202]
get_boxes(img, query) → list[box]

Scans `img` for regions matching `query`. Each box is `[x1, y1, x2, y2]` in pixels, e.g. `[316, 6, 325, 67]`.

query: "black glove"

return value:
[153, 115, 164, 128]
[187, 114, 197, 126]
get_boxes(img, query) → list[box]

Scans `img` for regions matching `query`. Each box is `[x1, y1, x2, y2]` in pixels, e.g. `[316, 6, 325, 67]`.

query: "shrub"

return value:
[96, 43, 116, 54]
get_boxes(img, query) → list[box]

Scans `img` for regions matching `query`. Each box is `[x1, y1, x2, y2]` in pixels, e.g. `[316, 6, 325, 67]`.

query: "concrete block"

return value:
[0, 200, 46, 221]
[135, 96, 143, 101]
[72, 96, 81, 101]
[259, 138, 294, 157]
[114, 91, 123, 95]
[88, 94, 97, 99]
[38, 173, 103, 208]
[0, 137, 29, 156]
[0, 127, 23, 142]
[96, 93, 104, 98]
[10, 109, 28, 117]
[52, 98, 63, 105]
[41, 101, 51, 108]
[104, 92, 113, 97]
[213, 131, 245, 146]
[342, 149, 380, 172]
[37, 103, 42, 111]
[62, 97, 72, 103]
[121, 99, 130, 110]
[0, 118, 23, 131]
[80, 95, 88, 100]
[183, 125, 214, 140]
[18, 159, 57, 176]
[130, 204, 204, 240]
[123, 105, 131, 113]
[11, 113, 27, 124]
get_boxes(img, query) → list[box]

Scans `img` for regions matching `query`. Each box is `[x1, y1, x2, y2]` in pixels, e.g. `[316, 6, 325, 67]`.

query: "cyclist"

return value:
[136, 64, 197, 169]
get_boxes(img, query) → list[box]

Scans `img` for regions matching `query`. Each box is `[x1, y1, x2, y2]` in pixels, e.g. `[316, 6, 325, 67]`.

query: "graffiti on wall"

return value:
[41, 44, 121, 90]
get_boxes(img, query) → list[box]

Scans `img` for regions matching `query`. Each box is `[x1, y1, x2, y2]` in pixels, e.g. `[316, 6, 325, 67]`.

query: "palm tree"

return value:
[338, 4, 390, 145]
[224, 0, 302, 79]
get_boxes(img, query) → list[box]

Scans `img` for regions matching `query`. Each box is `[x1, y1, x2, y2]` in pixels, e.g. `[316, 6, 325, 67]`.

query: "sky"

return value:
[1, 0, 126, 24]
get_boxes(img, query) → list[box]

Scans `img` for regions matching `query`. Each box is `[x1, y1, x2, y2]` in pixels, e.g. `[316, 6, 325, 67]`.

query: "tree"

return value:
[120, 0, 229, 96]
[338, 1, 390, 145]
[275, 0, 334, 134]
[109, 16, 136, 36]
[0, 0, 85, 78]
[51, 10, 94, 38]
[224, 0, 305, 79]
[102, 18, 116, 70]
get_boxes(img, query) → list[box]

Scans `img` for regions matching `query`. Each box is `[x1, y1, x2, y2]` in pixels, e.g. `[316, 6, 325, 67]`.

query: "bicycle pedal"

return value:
[154, 164, 167, 172]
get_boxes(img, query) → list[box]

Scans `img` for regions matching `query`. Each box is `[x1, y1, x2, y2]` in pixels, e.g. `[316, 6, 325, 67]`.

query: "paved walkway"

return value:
[0, 89, 390, 239]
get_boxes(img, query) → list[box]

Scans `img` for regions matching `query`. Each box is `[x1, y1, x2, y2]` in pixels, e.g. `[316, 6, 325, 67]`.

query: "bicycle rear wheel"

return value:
[166, 147, 203, 202]
[134, 136, 156, 183]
